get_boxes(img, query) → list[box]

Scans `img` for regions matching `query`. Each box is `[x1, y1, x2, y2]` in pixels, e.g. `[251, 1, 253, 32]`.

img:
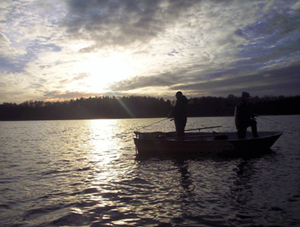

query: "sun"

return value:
[82, 53, 136, 93]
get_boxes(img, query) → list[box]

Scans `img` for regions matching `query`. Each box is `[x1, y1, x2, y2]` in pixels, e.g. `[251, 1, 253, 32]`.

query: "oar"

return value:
[185, 126, 222, 132]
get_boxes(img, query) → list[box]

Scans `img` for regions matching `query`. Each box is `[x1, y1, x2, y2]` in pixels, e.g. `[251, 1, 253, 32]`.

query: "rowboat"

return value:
[133, 130, 283, 157]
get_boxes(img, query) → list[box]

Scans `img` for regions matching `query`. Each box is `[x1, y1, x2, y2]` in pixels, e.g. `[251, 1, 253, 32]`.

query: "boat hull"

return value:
[134, 131, 282, 157]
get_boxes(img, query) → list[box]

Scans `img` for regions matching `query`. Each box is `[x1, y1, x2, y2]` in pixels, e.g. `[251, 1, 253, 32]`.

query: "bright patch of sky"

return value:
[1, 0, 300, 103]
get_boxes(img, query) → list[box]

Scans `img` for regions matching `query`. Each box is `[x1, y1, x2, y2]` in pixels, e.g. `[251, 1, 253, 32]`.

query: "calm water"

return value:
[0, 116, 300, 227]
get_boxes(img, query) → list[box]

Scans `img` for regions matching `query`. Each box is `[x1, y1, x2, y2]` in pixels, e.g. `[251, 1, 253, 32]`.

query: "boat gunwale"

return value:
[134, 131, 283, 142]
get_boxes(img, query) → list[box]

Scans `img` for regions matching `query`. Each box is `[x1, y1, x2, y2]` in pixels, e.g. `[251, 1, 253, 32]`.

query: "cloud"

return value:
[173, 62, 300, 97]
[0, 32, 14, 57]
[42, 91, 101, 102]
[110, 60, 300, 98]
[0, 82, 5, 87]
[263, 74, 272, 78]
[1, 0, 300, 104]
[62, 0, 197, 50]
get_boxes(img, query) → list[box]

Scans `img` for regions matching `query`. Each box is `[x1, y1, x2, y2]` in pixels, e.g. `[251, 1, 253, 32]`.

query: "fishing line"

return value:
[257, 116, 300, 131]
[135, 118, 169, 131]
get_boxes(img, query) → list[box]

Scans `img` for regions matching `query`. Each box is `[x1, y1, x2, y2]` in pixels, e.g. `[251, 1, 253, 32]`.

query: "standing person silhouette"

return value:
[169, 91, 189, 138]
[235, 92, 258, 139]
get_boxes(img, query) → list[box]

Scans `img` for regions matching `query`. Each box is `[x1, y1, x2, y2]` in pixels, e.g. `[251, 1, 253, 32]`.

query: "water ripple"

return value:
[0, 117, 300, 226]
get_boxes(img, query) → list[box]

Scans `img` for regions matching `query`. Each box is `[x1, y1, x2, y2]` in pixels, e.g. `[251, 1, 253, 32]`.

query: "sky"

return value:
[1, 0, 300, 104]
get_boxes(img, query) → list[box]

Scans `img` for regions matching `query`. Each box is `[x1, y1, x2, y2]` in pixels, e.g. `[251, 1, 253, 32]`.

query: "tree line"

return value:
[0, 95, 300, 121]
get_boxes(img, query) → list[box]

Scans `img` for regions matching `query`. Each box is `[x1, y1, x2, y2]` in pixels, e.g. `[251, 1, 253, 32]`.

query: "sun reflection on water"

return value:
[88, 120, 121, 152]
[86, 120, 122, 184]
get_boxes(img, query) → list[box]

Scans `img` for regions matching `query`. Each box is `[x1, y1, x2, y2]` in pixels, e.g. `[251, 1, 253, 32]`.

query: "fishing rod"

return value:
[136, 118, 169, 131]
[185, 126, 222, 132]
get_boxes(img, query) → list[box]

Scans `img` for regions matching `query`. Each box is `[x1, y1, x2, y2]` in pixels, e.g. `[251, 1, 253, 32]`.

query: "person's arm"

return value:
[168, 110, 174, 118]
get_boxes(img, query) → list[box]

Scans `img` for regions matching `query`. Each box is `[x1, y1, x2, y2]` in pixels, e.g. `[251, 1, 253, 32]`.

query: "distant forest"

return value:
[1, 95, 300, 121]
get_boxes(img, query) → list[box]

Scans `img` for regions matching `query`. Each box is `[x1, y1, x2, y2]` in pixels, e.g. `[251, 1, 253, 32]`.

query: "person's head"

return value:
[242, 92, 250, 101]
[176, 91, 183, 99]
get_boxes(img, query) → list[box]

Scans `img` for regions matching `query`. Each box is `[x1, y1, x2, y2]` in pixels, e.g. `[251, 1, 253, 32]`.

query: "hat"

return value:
[176, 91, 183, 97]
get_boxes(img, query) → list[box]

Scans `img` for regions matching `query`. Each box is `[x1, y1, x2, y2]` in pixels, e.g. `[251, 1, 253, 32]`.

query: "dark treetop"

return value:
[1, 95, 300, 121]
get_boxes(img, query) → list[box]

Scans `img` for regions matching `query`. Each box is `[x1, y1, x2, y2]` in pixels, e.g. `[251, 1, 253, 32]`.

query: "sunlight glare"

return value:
[87, 119, 123, 188]
[89, 119, 117, 154]
[83, 53, 136, 92]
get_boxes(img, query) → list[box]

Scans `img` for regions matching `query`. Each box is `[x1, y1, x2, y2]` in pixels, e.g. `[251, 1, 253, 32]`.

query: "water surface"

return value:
[0, 116, 300, 226]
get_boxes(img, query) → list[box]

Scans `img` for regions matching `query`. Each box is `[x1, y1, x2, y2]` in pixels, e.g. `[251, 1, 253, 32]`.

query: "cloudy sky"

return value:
[1, 0, 300, 104]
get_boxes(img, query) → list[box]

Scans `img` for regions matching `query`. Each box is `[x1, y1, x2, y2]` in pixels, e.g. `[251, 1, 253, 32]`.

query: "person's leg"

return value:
[237, 127, 246, 139]
[250, 119, 258, 138]
[180, 117, 187, 137]
[175, 118, 186, 138]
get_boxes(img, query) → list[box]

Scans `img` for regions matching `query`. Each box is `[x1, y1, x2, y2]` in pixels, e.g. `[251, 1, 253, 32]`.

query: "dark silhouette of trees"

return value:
[187, 95, 300, 117]
[0, 95, 299, 121]
[0, 96, 173, 120]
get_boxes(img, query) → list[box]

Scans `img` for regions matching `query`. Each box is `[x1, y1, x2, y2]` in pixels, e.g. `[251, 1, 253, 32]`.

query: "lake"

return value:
[0, 116, 300, 227]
